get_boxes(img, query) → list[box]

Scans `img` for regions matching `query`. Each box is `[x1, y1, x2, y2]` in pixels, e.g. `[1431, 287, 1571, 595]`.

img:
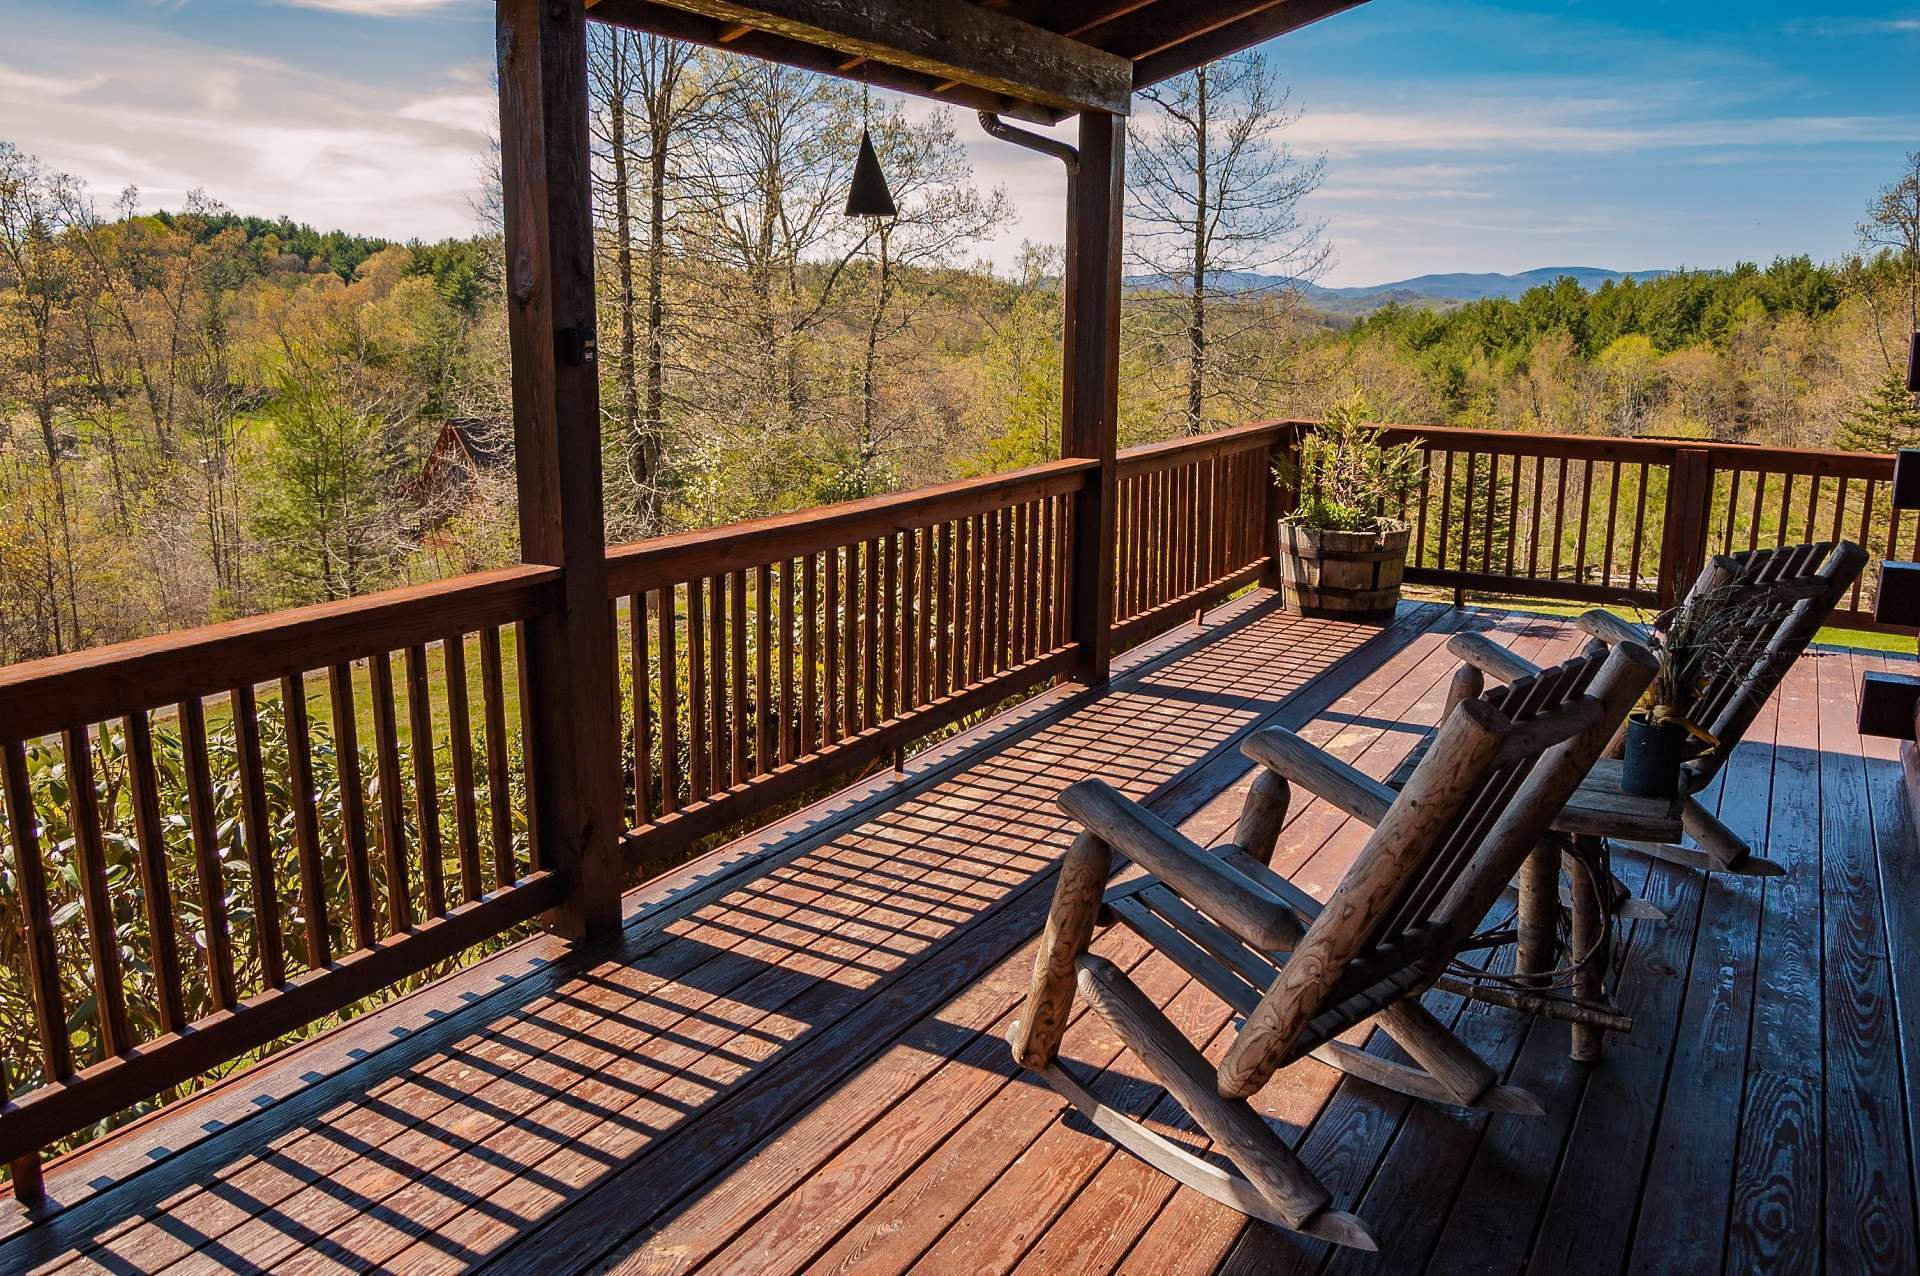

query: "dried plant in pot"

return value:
[1621, 588, 1743, 798]
[1274, 394, 1424, 622]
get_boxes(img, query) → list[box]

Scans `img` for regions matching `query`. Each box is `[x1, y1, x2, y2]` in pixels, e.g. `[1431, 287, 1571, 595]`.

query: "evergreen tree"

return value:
[1837, 372, 1920, 452]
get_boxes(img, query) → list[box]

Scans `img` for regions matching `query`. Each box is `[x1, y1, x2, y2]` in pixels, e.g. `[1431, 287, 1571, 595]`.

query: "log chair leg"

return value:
[1515, 842, 1560, 989]
[1233, 770, 1291, 866]
[1569, 837, 1609, 1063]
[1368, 1000, 1545, 1115]
[1010, 832, 1111, 1069]
[1074, 954, 1375, 1250]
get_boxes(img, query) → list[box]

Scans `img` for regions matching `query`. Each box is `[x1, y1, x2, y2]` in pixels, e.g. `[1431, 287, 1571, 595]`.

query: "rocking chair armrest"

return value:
[1574, 609, 1649, 649]
[1241, 728, 1394, 828]
[1058, 780, 1302, 952]
[1445, 632, 1543, 683]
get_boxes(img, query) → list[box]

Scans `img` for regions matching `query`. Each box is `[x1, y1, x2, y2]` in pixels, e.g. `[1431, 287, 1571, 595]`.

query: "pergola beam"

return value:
[588, 0, 1131, 116]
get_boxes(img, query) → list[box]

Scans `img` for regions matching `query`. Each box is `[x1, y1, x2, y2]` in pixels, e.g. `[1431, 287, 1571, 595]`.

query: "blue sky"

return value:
[4, 1, 1916, 285]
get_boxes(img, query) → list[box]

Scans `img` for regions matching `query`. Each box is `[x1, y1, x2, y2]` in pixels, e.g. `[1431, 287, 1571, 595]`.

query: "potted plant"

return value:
[1621, 590, 1738, 798]
[1274, 393, 1423, 622]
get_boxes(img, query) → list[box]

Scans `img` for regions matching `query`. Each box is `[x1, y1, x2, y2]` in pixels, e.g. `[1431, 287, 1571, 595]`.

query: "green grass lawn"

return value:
[1439, 593, 1914, 656]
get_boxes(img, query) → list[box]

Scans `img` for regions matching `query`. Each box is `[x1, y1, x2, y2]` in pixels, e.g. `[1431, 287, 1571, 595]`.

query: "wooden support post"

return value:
[1655, 447, 1712, 610]
[499, 0, 624, 942]
[1062, 110, 1123, 685]
[1260, 429, 1289, 588]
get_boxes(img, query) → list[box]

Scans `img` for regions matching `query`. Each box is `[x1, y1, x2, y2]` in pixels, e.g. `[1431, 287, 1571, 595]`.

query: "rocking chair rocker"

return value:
[1008, 639, 1656, 1249]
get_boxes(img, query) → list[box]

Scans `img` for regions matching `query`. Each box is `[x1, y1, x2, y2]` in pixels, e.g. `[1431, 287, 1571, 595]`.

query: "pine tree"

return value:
[1837, 372, 1920, 452]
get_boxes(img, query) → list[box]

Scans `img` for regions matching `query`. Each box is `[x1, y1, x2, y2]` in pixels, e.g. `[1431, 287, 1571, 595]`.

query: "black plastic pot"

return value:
[1621, 714, 1686, 799]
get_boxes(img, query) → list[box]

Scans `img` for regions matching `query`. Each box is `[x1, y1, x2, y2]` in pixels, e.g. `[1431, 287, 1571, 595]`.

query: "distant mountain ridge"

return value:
[1123, 266, 1672, 314]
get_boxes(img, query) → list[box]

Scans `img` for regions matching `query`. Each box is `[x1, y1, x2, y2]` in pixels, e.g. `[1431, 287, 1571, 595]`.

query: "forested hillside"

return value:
[3, 33, 1916, 668]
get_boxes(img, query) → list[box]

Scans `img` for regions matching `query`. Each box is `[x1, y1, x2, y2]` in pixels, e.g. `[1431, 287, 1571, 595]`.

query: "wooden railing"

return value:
[1111, 423, 1281, 650]
[607, 459, 1091, 872]
[0, 566, 562, 1184]
[1355, 423, 1903, 629]
[2, 419, 1908, 1191]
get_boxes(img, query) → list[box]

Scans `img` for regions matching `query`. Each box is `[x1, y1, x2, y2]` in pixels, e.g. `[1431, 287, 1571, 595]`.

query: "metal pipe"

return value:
[977, 111, 1079, 173]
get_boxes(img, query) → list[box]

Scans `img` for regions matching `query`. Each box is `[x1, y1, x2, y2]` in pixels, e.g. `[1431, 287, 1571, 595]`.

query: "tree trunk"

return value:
[1185, 67, 1209, 438]
[606, 35, 645, 530]
[640, 118, 668, 534]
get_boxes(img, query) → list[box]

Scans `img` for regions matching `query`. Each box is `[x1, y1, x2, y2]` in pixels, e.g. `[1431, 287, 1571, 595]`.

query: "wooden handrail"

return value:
[605, 458, 1095, 595]
[0, 565, 562, 744]
[1116, 421, 1287, 477]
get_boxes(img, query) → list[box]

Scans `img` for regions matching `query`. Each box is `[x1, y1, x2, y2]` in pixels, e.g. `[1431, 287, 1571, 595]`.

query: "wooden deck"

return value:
[4, 592, 1915, 1274]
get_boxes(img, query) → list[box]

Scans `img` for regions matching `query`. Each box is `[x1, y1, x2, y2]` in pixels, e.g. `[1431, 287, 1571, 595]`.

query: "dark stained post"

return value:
[1655, 446, 1712, 611]
[1062, 109, 1125, 685]
[498, 0, 624, 941]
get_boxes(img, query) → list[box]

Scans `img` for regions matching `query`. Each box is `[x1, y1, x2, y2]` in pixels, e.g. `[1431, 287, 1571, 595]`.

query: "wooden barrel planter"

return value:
[1277, 521, 1410, 622]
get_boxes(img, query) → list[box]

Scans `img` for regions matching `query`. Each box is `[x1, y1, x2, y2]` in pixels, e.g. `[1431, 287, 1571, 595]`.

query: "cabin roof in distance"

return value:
[584, 0, 1372, 125]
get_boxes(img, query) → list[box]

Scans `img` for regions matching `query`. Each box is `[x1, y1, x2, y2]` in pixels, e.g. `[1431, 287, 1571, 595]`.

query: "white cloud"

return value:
[3, 16, 494, 241]
[0, 61, 108, 98]
[275, 0, 467, 15]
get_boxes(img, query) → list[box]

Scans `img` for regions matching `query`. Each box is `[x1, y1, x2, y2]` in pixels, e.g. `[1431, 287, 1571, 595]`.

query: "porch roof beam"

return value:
[586, 0, 1132, 118]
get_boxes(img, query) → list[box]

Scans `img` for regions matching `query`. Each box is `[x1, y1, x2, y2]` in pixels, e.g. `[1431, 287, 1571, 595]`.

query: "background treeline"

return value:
[3, 38, 1917, 668]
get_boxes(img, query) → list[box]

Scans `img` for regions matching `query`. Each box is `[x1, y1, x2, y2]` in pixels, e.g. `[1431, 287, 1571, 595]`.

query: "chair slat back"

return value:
[1669, 541, 1865, 788]
[1369, 650, 1600, 947]
[1216, 640, 1653, 1099]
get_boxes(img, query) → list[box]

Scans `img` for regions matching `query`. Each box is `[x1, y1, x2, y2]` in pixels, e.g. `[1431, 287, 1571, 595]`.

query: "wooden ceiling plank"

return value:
[588, 0, 1131, 115]
[588, 0, 1065, 124]
[1130, 0, 1372, 87]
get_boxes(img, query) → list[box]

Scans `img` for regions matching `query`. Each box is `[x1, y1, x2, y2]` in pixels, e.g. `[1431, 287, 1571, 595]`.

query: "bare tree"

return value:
[590, 31, 732, 535]
[839, 105, 1009, 498]
[1858, 149, 1920, 375]
[0, 143, 82, 648]
[1127, 53, 1328, 435]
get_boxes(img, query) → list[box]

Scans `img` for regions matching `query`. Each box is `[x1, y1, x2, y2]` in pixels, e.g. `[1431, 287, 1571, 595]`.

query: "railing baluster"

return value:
[1526, 455, 1544, 579]
[405, 644, 445, 919]
[278, 679, 331, 967]
[178, 696, 238, 1008]
[1629, 462, 1651, 591]
[881, 535, 898, 724]
[935, 522, 953, 695]
[231, 688, 287, 987]
[1550, 457, 1569, 581]
[1776, 471, 1794, 548]
[823, 550, 839, 744]
[779, 559, 797, 765]
[686, 575, 709, 797]
[801, 555, 819, 754]
[368, 652, 412, 933]
[514, 620, 542, 873]
[1599, 461, 1620, 589]
[124, 711, 187, 1029]
[59, 727, 131, 1056]
[712, 572, 733, 791]
[628, 597, 654, 827]
[901, 530, 919, 712]
[442, 637, 485, 902]
[1, 739, 71, 1080]
[478, 628, 516, 887]
[730, 569, 748, 785]
[658, 586, 682, 812]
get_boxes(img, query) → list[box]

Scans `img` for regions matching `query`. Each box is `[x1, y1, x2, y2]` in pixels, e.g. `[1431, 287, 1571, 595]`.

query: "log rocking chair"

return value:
[1449, 539, 1866, 877]
[1008, 639, 1656, 1250]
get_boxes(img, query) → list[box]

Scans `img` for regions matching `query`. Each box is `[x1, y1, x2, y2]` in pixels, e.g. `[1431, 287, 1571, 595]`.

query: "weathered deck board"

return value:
[2, 598, 1909, 1276]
